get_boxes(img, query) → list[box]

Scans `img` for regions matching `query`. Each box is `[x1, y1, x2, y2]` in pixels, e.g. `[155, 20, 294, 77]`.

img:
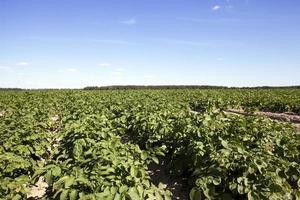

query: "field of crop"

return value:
[0, 89, 300, 200]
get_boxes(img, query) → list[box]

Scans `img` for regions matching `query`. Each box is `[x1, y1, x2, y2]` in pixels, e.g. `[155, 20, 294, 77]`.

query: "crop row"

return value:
[0, 89, 299, 199]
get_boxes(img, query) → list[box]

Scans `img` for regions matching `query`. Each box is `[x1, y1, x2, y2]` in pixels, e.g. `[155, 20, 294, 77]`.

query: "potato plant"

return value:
[0, 89, 299, 200]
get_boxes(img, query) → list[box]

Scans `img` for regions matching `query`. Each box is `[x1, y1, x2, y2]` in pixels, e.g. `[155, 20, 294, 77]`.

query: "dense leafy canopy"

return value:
[0, 89, 299, 200]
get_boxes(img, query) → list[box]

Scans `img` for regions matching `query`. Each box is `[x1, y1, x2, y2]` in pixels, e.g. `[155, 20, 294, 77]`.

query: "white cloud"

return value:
[111, 68, 125, 76]
[58, 68, 78, 73]
[98, 62, 111, 67]
[144, 74, 155, 79]
[0, 66, 13, 72]
[212, 5, 221, 11]
[67, 68, 78, 72]
[177, 17, 263, 27]
[115, 68, 124, 72]
[17, 72, 26, 76]
[120, 18, 137, 25]
[16, 62, 29, 66]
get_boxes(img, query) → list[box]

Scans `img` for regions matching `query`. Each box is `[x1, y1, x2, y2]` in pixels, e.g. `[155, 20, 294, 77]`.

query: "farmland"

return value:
[0, 89, 300, 200]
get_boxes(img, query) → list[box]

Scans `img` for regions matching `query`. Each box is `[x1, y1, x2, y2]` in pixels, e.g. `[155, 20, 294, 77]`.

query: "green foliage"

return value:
[0, 89, 299, 199]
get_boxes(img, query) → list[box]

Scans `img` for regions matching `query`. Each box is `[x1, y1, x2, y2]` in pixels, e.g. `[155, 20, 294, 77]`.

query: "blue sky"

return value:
[1, 0, 300, 88]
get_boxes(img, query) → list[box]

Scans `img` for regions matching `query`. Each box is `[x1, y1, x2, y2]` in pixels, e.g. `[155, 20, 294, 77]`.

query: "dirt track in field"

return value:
[225, 109, 300, 123]
[190, 108, 300, 132]
[224, 109, 300, 132]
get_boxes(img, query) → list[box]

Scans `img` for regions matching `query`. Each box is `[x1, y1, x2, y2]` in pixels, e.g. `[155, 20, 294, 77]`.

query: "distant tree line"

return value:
[239, 86, 300, 89]
[1, 85, 300, 91]
[0, 88, 24, 91]
[83, 85, 300, 90]
[83, 85, 228, 90]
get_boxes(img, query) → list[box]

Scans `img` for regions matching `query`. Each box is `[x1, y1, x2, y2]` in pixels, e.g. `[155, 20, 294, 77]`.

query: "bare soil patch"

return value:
[50, 115, 60, 122]
[27, 176, 48, 199]
[190, 108, 300, 132]
[226, 109, 300, 123]
[148, 160, 189, 200]
[225, 109, 300, 132]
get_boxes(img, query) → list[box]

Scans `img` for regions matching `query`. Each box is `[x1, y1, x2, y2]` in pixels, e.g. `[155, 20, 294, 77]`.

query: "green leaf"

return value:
[65, 176, 75, 188]
[130, 167, 137, 177]
[141, 151, 148, 160]
[294, 190, 300, 200]
[212, 177, 221, 186]
[53, 176, 69, 190]
[60, 190, 69, 200]
[220, 138, 229, 149]
[73, 143, 83, 159]
[152, 156, 159, 164]
[110, 186, 118, 194]
[51, 166, 61, 177]
[44, 170, 53, 185]
[31, 169, 45, 180]
[69, 189, 78, 200]
[158, 183, 167, 190]
[247, 191, 260, 200]
[269, 183, 283, 193]
[12, 194, 22, 200]
[189, 187, 202, 200]
[114, 193, 121, 200]
[137, 185, 144, 197]
[127, 187, 140, 200]
[119, 185, 128, 193]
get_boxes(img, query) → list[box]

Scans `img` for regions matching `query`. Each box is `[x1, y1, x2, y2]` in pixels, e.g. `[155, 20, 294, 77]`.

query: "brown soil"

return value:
[225, 109, 300, 132]
[190, 108, 300, 132]
[296, 124, 300, 132]
[148, 160, 189, 200]
[50, 115, 60, 122]
[27, 176, 48, 199]
[226, 109, 300, 123]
